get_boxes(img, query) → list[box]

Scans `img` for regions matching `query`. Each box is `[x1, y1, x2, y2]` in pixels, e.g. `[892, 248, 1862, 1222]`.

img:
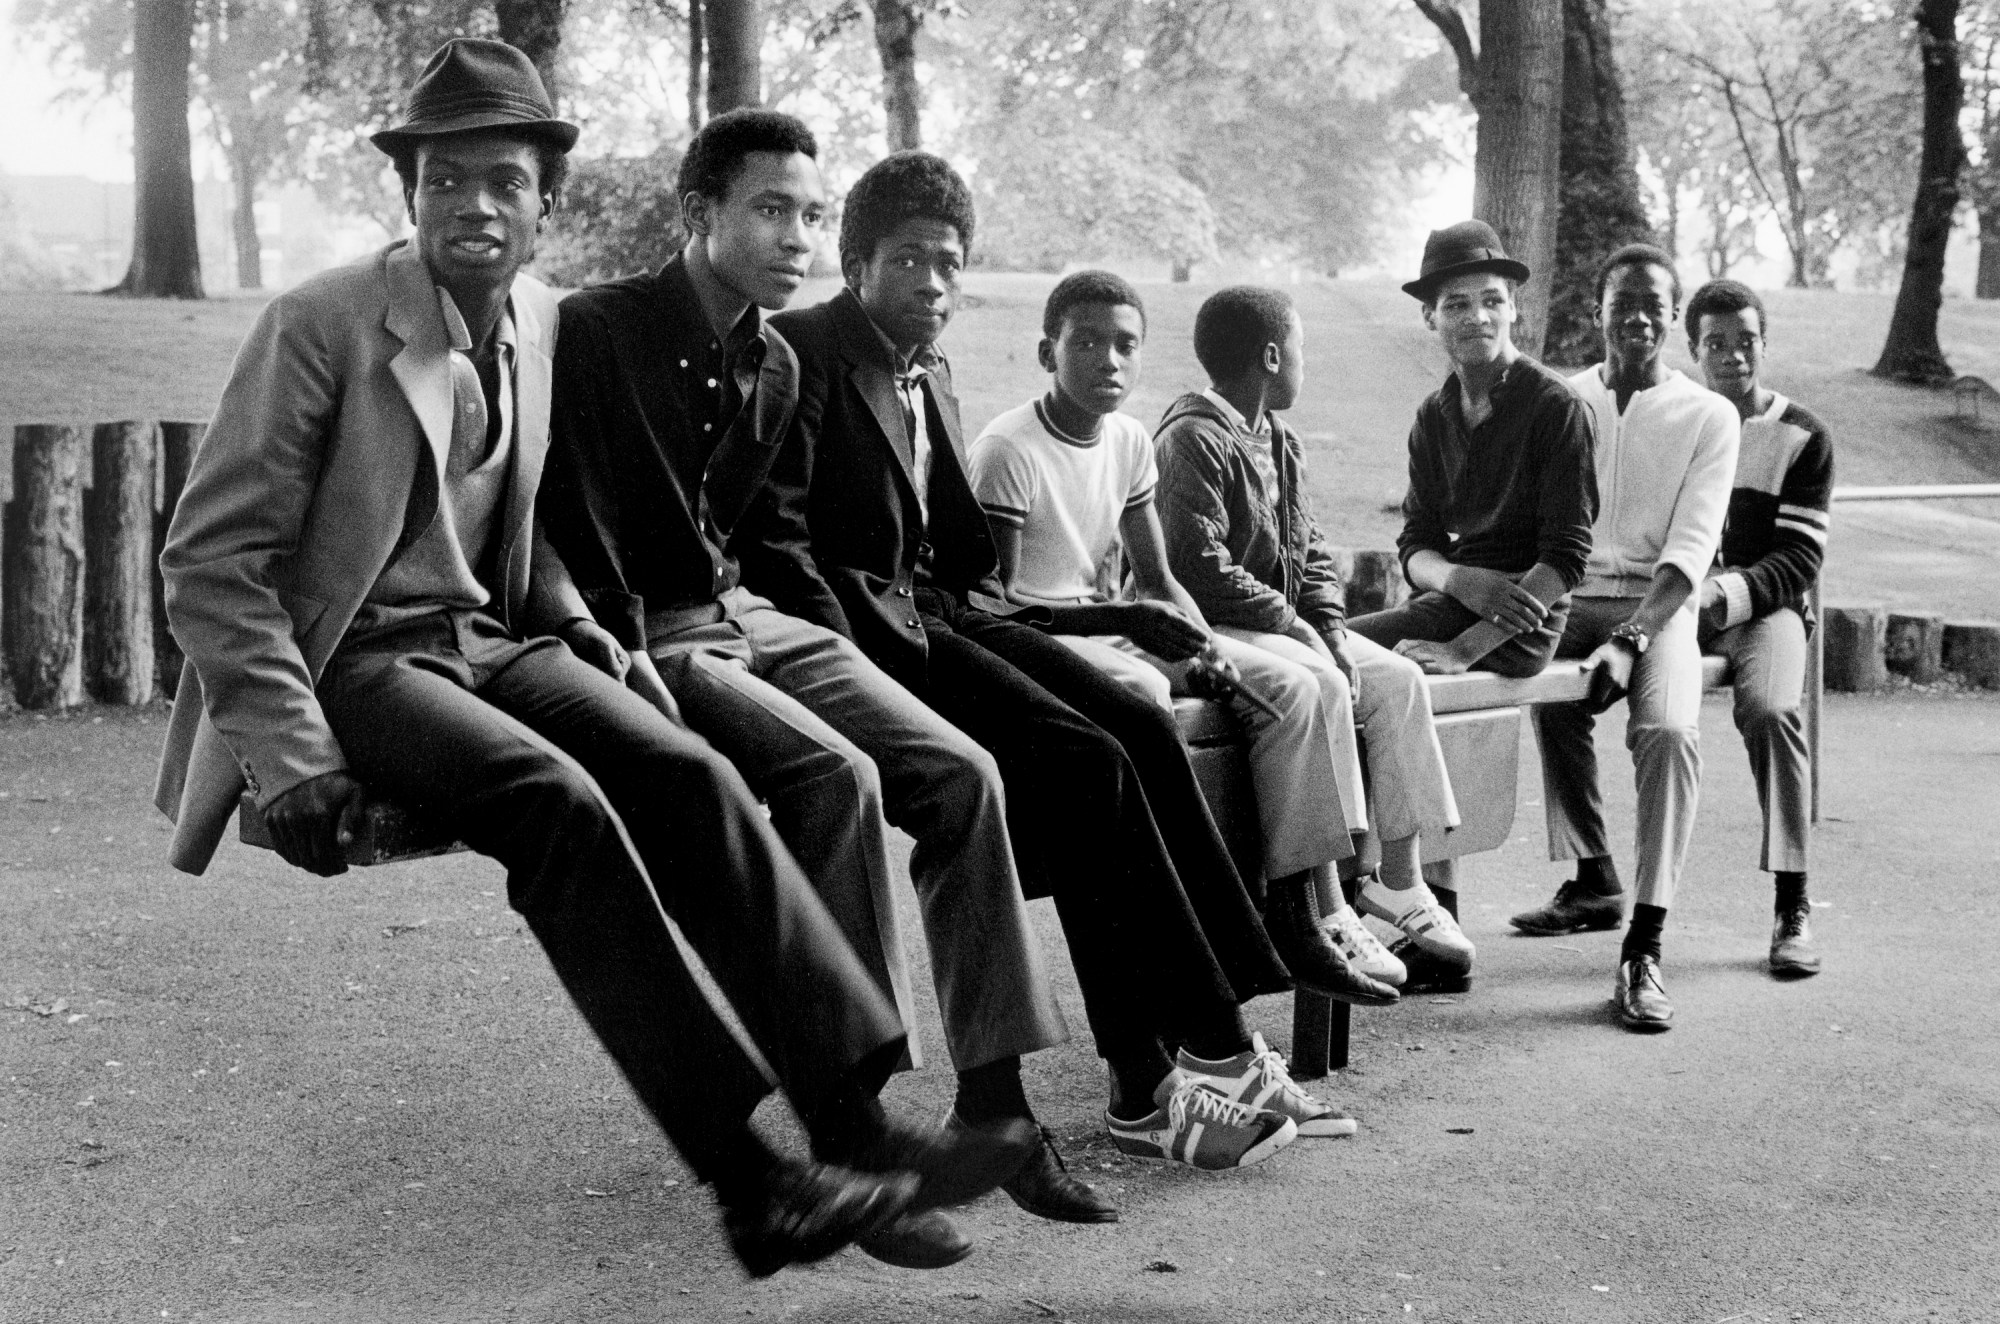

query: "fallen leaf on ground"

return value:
[1447, 1127, 1474, 1135]
[1144, 1259, 1178, 1273]
[584, 1188, 615, 1197]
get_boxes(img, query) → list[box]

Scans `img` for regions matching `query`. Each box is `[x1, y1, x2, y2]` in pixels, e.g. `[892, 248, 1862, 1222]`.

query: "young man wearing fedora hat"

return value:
[1512, 244, 1739, 1032]
[156, 38, 1030, 1280]
[1347, 220, 1598, 683]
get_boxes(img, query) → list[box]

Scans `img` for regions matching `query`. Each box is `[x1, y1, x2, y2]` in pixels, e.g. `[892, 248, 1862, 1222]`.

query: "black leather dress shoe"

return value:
[1388, 937, 1475, 995]
[722, 1159, 918, 1279]
[856, 1209, 974, 1269]
[1266, 884, 1400, 1006]
[830, 1112, 1038, 1213]
[948, 1114, 1118, 1224]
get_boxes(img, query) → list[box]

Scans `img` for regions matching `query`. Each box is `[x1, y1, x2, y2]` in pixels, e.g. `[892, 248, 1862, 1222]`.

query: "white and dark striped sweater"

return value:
[1710, 392, 1834, 627]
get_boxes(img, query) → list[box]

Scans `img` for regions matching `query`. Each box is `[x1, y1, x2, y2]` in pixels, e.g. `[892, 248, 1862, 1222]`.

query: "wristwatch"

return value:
[1609, 621, 1651, 655]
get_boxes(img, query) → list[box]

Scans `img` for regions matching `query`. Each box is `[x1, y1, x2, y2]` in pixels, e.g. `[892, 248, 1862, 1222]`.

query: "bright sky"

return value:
[1, 1, 135, 181]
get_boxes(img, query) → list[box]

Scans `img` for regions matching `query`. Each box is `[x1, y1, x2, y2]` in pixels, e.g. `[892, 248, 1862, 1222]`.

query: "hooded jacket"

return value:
[1154, 391, 1346, 637]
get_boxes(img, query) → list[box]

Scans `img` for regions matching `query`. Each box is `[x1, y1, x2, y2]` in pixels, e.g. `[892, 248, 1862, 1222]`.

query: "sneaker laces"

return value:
[1774, 905, 1811, 941]
[1245, 1043, 1321, 1113]
[1323, 906, 1390, 962]
[1169, 1080, 1265, 1130]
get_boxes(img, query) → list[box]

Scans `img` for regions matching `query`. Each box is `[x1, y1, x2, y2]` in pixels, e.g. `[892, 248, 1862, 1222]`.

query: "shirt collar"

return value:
[436, 285, 515, 358]
[1201, 387, 1268, 436]
[660, 254, 768, 367]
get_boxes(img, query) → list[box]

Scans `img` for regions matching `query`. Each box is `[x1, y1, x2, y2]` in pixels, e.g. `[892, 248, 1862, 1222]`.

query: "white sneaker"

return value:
[1320, 903, 1407, 987]
[1176, 1033, 1359, 1138]
[1357, 878, 1475, 973]
[1105, 1070, 1298, 1169]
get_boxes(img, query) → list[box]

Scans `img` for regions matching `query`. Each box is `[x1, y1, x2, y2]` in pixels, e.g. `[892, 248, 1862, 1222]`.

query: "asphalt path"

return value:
[4, 690, 1998, 1323]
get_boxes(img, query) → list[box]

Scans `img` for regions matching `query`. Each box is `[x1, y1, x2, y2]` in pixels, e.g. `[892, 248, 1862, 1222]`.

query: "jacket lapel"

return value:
[829, 292, 920, 505]
[705, 344, 798, 536]
[383, 243, 454, 497]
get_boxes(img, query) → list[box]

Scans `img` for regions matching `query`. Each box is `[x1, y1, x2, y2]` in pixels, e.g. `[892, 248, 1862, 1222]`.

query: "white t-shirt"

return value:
[969, 400, 1158, 604]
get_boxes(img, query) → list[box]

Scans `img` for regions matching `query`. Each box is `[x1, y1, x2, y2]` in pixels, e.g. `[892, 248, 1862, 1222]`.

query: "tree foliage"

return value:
[1628, 0, 1921, 288]
[949, 0, 1440, 277]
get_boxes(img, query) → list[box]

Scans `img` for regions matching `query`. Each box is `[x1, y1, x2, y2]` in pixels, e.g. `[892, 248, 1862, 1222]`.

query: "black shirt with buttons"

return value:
[542, 255, 781, 628]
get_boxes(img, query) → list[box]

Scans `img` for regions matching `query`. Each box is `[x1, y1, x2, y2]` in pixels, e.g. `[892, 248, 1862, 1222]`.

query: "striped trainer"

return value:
[1105, 1070, 1297, 1170]
[1175, 1032, 1358, 1138]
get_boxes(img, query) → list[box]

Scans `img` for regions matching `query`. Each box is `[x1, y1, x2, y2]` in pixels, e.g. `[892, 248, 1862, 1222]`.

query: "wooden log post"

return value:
[1884, 611, 1945, 684]
[152, 421, 203, 698]
[1345, 549, 1409, 618]
[4, 425, 88, 709]
[1942, 621, 2000, 689]
[85, 421, 157, 704]
[1821, 604, 1888, 692]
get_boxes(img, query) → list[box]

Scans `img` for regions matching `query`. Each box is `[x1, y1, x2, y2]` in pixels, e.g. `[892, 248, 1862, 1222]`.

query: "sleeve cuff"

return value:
[1717, 572, 1754, 629]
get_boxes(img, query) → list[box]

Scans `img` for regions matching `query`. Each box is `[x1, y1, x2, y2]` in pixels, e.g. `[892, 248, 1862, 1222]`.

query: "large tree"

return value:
[199, 0, 306, 290]
[1544, 0, 1655, 366]
[705, 0, 762, 112]
[1964, 0, 2000, 298]
[868, 0, 924, 151]
[1417, 0, 1566, 355]
[1873, 0, 1967, 383]
[496, 0, 567, 102]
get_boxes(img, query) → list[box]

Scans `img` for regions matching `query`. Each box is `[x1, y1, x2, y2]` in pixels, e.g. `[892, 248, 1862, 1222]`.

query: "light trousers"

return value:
[1700, 607, 1811, 874]
[649, 590, 1066, 1072]
[1533, 596, 1705, 909]
[1059, 626, 1460, 869]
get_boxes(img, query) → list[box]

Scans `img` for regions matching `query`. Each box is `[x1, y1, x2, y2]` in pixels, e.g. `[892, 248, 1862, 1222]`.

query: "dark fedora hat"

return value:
[1402, 220, 1530, 301]
[370, 38, 578, 156]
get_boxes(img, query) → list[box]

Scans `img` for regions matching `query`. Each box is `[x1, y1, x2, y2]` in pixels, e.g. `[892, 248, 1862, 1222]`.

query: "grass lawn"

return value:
[5, 271, 1999, 612]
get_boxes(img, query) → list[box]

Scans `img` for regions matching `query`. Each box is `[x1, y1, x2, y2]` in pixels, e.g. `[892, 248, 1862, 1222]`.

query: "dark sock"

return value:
[1774, 871, 1808, 914]
[797, 1079, 885, 1163]
[1577, 855, 1624, 897]
[1431, 885, 1459, 921]
[1178, 1003, 1254, 1063]
[706, 1125, 785, 1209]
[954, 1056, 1033, 1126]
[1621, 903, 1666, 963]
[1106, 1043, 1177, 1121]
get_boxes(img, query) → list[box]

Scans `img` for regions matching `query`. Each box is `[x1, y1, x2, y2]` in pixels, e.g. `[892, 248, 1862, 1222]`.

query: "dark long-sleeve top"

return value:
[1709, 391, 1833, 626]
[1154, 391, 1348, 637]
[1396, 356, 1598, 592]
[539, 256, 829, 644]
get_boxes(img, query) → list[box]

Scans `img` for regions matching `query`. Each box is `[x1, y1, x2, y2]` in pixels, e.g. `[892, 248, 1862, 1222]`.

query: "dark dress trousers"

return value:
[157, 243, 906, 1185]
[761, 289, 1291, 1062]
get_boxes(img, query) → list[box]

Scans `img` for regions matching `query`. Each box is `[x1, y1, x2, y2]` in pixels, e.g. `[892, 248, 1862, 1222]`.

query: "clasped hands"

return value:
[1395, 566, 1548, 676]
[263, 617, 635, 877]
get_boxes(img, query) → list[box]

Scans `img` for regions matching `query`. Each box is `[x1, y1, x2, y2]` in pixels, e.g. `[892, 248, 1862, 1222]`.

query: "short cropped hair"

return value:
[1595, 242, 1682, 307]
[391, 133, 571, 203]
[1193, 286, 1294, 380]
[1683, 278, 1767, 349]
[1043, 270, 1146, 340]
[676, 108, 817, 202]
[839, 151, 976, 273]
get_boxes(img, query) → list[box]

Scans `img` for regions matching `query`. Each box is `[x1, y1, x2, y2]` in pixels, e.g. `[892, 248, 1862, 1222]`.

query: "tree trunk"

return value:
[1546, 0, 1655, 368]
[705, 0, 762, 115]
[495, 0, 567, 105]
[4, 425, 88, 709]
[871, 0, 924, 152]
[688, 0, 708, 133]
[1873, 0, 1966, 384]
[1977, 203, 2000, 300]
[1170, 258, 1194, 282]
[153, 422, 204, 699]
[112, 0, 203, 299]
[1471, 0, 1565, 358]
[229, 150, 263, 291]
[85, 422, 156, 706]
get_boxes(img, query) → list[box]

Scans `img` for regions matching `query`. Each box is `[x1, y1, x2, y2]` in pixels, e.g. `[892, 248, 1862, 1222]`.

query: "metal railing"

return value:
[1801, 482, 2000, 819]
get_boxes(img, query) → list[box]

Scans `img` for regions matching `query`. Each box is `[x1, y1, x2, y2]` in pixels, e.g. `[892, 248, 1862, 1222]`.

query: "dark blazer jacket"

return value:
[541, 258, 825, 645]
[763, 289, 1011, 690]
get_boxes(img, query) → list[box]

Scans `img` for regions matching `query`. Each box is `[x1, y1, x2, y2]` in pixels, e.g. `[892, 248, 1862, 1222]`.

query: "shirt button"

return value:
[907, 618, 920, 628]
[896, 587, 911, 597]
[703, 423, 713, 432]
[679, 359, 689, 368]
[707, 378, 719, 388]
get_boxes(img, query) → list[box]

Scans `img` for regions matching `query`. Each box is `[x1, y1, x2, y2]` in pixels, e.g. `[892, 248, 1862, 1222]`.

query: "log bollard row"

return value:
[2, 420, 204, 711]
[1825, 603, 2000, 692]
